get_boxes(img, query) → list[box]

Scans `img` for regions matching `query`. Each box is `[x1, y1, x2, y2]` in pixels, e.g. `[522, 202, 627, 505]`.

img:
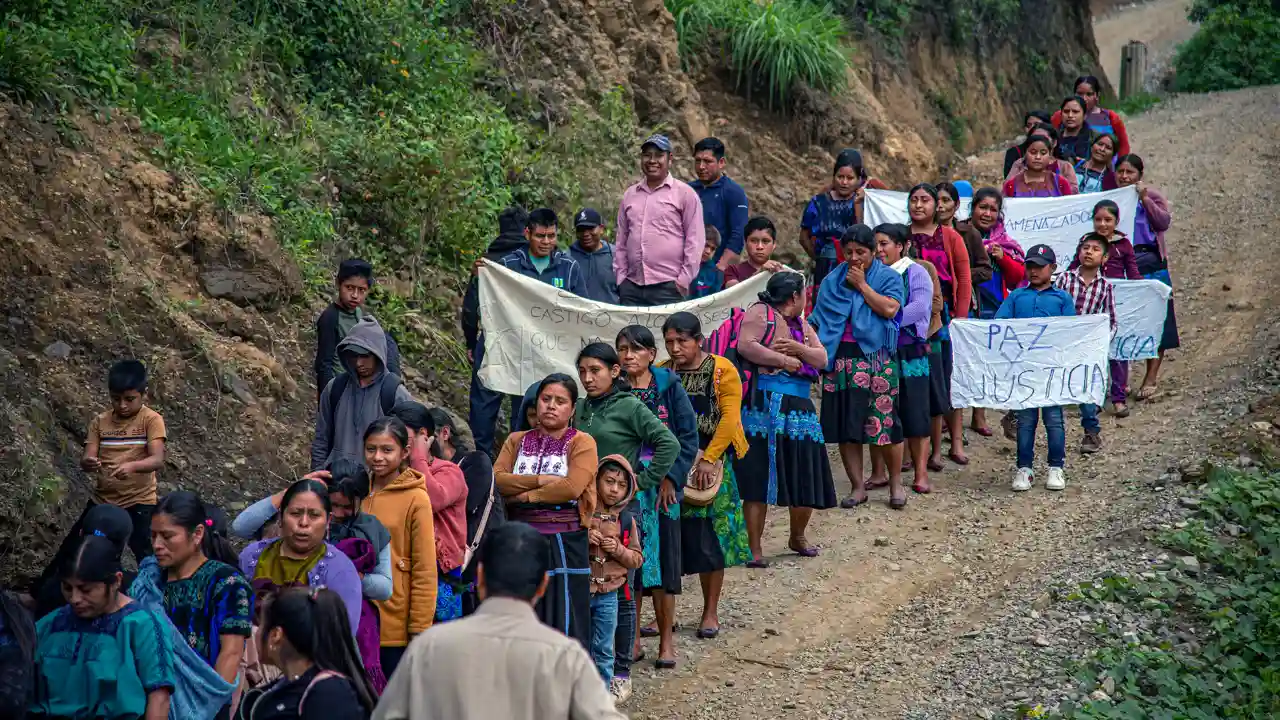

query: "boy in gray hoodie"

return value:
[311, 317, 414, 470]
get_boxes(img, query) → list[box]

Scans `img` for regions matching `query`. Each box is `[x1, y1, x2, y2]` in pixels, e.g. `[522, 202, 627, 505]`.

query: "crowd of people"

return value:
[0, 75, 1184, 720]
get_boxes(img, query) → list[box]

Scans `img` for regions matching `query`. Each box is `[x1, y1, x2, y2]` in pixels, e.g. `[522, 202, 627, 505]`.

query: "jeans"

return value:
[618, 280, 684, 307]
[1015, 406, 1065, 469]
[589, 590, 620, 683]
[614, 577, 637, 677]
[1109, 359, 1128, 404]
[468, 341, 519, 459]
[1079, 403, 1101, 434]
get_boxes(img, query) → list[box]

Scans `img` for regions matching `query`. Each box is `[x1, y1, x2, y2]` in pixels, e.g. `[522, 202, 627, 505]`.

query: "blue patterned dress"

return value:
[159, 559, 252, 669]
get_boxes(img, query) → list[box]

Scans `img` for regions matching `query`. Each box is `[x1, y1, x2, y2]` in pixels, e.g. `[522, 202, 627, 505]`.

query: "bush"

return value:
[1054, 463, 1280, 718]
[666, 0, 850, 109]
[1173, 0, 1280, 92]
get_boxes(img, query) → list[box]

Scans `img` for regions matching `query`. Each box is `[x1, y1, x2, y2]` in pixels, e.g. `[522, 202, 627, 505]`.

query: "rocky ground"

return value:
[624, 85, 1280, 719]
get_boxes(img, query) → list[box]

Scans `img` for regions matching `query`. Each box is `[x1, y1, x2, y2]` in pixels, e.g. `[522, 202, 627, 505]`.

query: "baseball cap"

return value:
[641, 134, 672, 153]
[1024, 244, 1057, 266]
[574, 208, 603, 229]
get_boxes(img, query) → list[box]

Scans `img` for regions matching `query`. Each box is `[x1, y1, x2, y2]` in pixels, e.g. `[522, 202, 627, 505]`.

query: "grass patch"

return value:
[1113, 92, 1162, 116]
[1053, 463, 1280, 718]
[666, 0, 850, 109]
[0, 0, 637, 371]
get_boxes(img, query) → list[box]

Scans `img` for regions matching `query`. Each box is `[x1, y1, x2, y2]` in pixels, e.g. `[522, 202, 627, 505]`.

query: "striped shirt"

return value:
[1055, 269, 1116, 331]
[87, 406, 167, 507]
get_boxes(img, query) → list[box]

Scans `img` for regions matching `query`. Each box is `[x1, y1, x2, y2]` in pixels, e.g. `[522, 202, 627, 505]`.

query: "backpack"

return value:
[325, 372, 404, 449]
[701, 303, 777, 396]
[458, 451, 505, 577]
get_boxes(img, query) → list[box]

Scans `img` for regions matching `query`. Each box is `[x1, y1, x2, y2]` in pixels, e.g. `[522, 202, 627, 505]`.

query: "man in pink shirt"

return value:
[613, 134, 706, 306]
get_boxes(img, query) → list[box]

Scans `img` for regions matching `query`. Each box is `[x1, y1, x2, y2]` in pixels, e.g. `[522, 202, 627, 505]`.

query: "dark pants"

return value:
[619, 280, 684, 307]
[380, 646, 407, 678]
[614, 572, 638, 677]
[65, 500, 155, 563]
[468, 341, 519, 459]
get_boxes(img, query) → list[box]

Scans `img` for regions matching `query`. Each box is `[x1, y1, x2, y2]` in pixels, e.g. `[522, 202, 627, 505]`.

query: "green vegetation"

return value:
[1052, 463, 1280, 719]
[1173, 0, 1280, 92]
[835, 0, 1019, 46]
[1113, 91, 1162, 116]
[665, 0, 850, 109]
[0, 0, 637, 364]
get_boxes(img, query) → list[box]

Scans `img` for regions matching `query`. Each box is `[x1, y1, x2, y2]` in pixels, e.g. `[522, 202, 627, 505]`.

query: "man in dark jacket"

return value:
[463, 206, 529, 459]
[568, 208, 619, 304]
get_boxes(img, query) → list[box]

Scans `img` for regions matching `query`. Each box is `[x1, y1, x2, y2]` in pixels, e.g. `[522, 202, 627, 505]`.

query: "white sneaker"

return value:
[1046, 467, 1067, 491]
[1012, 467, 1034, 492]
[610, 676, 632, 705]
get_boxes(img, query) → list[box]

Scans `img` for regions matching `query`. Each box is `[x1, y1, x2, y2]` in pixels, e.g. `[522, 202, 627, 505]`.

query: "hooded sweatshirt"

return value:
[589, 455, 643, 594]
[310, 317, 414, 470]
[461, 211, 529, 354]
[573, 388, 679, 493]
[568, 240, 619, 304]
[408, 442, 468, 574]
[362, 466, 438, 646]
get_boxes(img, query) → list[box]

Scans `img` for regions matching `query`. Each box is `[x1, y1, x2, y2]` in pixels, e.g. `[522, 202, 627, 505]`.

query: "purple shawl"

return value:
[336, 538, 387, 693]
[983, 221, 1025, 263]
[238, 539, 364, 637]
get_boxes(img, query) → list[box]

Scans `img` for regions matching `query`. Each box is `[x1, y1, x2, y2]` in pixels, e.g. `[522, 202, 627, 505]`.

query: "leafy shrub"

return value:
[1173, 0, 1280, 92]
[1055, 464, 1280, 718]
[666, 0, 850, 109]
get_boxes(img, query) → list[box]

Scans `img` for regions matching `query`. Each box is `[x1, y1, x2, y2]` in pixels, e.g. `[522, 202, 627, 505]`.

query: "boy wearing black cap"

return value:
[570, 208, 620, 304]
[995, 244, 1076, 493]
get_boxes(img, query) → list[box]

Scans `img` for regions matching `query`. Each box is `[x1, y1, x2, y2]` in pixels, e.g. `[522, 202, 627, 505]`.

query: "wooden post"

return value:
[1119, 41, 1148, 100]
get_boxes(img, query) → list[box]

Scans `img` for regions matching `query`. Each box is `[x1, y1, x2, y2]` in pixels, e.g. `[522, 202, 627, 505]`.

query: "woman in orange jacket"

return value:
[360, 416, 437, 678]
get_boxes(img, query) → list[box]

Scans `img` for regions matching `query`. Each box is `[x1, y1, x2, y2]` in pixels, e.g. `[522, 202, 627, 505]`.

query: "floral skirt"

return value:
[681, 459, 752, 575]
[897, 342, 933, 438]
[434, 567, 465, 623]
[739, 374, 836, 509]
[820, 341, 902, 445]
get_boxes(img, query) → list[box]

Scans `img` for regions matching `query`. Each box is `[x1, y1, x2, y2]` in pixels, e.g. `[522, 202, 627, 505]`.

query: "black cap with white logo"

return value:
[1024, 244, 1057, 266]
[574, 208, 603, 229]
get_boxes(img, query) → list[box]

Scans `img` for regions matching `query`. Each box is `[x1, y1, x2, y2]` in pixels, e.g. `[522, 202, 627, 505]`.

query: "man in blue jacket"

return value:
[569, 208, 619, 304]
[688, 137, 750, 270]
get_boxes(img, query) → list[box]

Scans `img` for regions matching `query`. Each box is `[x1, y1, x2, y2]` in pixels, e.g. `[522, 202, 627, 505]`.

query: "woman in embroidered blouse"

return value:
[239, 480, 364, 640]
[31, 535, 175, 720]
[906, 184, 974, 469]
[150, 492, 251, 686]
[660, 312, 752, 638]
[736, 271, 834, 567]
[800, 150, 887, 284]
[1115, 154, 1179, 399]
[495, 373, 600, 649]
[1075, 133, 1119, 193]
[615, 326, 697, 671]
[1003, 134, 1077, 199]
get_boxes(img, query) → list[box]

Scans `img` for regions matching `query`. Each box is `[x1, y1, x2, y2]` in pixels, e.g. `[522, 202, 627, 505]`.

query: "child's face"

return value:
[1027, 263, 1055, 287]
[701, 240, 718, 263]
[598, 467, 629, 507]
[111, 389, 145, 419]
[745, 230, 776, 266]
[1093, 210, 1117, 237]
[338, 276, 370, 310]
[1077, 240, 1107, 269]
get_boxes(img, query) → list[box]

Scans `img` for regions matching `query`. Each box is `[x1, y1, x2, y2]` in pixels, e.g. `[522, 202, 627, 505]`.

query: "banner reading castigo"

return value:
[476, 262, 772, 396]
[863, 186, 1139, 266]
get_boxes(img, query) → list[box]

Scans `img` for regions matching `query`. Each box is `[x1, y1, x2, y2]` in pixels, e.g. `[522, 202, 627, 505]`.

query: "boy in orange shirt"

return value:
[79, 359, 167, 560]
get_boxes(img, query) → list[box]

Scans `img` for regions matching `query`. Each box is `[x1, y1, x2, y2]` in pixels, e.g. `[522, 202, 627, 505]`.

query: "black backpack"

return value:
[457, 450, 505, 580]
[324, 372, 403, 448]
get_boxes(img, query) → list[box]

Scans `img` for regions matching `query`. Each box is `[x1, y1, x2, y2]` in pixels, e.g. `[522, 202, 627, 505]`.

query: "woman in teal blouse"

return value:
[31, 535, 175, 720]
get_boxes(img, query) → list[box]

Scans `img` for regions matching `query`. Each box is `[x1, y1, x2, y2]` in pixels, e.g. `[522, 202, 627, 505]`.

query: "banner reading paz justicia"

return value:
[863, 186, 1139, 266]
[476, 262, 772, 396]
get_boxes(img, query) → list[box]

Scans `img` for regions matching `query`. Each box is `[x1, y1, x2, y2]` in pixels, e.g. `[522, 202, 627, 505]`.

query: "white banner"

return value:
[477, 262, 772, 396]
[863, 187, 1139, 266]
[1110, 279, 1172, 361]
[950, 315, 1110, 410]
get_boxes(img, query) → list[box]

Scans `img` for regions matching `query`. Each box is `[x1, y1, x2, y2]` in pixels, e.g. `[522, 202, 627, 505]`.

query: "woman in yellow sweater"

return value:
[660, 312, 752, 640]
[360, 416, 437, 677]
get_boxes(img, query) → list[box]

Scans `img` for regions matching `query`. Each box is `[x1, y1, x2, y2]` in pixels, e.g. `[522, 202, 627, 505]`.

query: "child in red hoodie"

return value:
[589, 455, 643, 690]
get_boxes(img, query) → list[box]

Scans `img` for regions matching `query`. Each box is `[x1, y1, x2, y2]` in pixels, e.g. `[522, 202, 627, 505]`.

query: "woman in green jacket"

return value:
[574, 342, 681, 670]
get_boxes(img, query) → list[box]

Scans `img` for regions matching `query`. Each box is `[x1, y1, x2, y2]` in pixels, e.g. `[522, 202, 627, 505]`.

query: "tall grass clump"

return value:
[666, 0, 850, 109]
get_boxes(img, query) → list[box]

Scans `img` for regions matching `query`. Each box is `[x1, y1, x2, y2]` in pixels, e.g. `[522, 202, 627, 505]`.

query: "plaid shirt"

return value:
[1055, 269, 1116, 331]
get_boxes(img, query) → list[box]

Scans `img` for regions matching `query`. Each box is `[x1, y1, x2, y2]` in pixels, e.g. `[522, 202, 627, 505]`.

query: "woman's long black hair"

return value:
[758, 271, 805, 307]
[261, 588, 377, 713]
[155, 491, 240, 566]
[577, 342, 631, 392]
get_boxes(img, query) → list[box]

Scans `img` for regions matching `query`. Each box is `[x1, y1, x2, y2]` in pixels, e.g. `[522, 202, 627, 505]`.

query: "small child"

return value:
[994, 245, 1076, 492]
[724, 215, 784, 287]
[690, 226, 724, 298]
[1056, 232, 1116, 455]
[80, 359, 167, 561]
[314, 258, 374, 399]
[588, 455, 643, 689]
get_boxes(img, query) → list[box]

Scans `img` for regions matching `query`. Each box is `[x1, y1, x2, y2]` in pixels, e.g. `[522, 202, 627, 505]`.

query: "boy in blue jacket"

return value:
[994, 244, 1076, 493]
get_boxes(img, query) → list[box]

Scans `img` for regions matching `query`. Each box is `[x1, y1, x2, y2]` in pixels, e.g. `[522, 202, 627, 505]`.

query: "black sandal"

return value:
[889, 495, 908, 510]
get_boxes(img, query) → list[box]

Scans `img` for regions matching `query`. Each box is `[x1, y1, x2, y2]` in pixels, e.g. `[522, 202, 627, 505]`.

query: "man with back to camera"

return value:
[613, 134, 705, 306]
[689, 136, 750, 272]
[372, 522, 627, 720]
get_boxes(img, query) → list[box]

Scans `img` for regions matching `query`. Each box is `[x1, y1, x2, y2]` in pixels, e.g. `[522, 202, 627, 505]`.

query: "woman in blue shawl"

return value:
[811, 225, 908, 509]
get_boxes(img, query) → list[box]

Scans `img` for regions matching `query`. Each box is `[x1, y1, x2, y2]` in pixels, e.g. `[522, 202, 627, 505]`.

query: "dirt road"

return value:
[627, 85, 1280, 719]
[1093, 0, 1197, 87]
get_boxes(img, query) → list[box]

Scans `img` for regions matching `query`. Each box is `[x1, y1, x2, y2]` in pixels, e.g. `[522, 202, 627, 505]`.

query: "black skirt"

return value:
[739, 376, 836, 509]
[534, 528, 592, 649]
[897, 342, 934, 438]
[927, 337, 952, 417]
